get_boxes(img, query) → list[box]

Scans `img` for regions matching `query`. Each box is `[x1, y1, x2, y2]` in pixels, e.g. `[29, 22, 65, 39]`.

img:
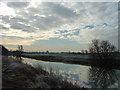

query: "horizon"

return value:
[0, 1, 119, 52]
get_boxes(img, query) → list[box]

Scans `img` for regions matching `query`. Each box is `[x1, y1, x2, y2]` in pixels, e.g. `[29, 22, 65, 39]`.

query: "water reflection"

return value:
[22, 57, 120, 88]
[89, 67, 118, 88]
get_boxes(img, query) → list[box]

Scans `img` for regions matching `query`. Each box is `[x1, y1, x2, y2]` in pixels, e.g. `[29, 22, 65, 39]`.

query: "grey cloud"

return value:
[43, 2, 78, 19]
[28, 7, 42, 14]
[2, 35, 24, 39]
[73, 2, 118, 24]
[23, 2, 78, 19]
[10, 23, 36, 32]
[15, 3, 78, 31]
[7, 2, 29, 8]
[19, 3, 79, 31]
[118, 2, 120, 11]
[31, 16, 65, 30]
[2, 35, 34, 40]
[10, 17, 29, 23]
[27, 2, 78, 19]
[1, 16, 10, 23]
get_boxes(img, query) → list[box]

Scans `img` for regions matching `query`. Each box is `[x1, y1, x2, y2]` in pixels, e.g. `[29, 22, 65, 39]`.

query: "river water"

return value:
[22, 57, 120, 88]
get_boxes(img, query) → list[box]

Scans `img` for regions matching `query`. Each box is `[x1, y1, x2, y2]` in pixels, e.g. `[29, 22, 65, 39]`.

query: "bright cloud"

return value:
[0, 2, 16, 16]
[0, 1, 118, 50]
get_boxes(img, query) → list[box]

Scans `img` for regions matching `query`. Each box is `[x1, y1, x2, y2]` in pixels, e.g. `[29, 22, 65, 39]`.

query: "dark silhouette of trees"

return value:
[17, 45, 24, 52]
[15, 45, 24, 58]
[46, 50, 49, 54]
[85, 50, 88, 54]
[89, 39, 116, 54]
[89, 39, 117, 68]
[81, 50, 85, 55]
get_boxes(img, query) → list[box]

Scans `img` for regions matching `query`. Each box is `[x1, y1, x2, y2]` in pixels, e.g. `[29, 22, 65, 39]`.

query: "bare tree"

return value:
[89, 39, 116, 54]
[17, 45, 24, 52]
[15, 45, 24, 58]
[89, 39, 117, 68]
[85, 50, 88, 54]
[81, 50, 84, 54]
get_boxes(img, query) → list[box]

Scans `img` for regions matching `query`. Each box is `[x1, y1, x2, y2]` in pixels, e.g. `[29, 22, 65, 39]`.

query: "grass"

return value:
[2, 55, 85, 89]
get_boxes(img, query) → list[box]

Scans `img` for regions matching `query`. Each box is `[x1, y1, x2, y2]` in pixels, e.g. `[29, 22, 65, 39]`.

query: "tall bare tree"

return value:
[89, 39, 117, 68]
[15, 45, 24, 58]
[17, 45, 24, 53]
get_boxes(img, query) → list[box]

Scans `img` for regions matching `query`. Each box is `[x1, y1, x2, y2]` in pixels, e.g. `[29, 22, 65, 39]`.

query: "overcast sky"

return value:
[0, 1, 119, 52]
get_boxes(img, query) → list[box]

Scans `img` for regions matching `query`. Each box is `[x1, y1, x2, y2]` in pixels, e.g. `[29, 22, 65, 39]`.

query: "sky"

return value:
[0, 1, 119, 52]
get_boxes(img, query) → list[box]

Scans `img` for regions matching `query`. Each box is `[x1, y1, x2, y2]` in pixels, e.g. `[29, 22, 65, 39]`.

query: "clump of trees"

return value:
[89, 39, 117, 68]
[15, 45, 24, 58]
[89, 39, 116, 54]
[80, 49, 88, 55]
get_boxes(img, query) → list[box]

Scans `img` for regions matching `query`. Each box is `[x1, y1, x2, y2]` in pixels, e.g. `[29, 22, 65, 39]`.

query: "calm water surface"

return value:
[22, 57, 120, 88]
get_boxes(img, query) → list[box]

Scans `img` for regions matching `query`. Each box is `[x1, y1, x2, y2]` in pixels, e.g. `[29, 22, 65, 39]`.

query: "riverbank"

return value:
[22, 54, 92, 65]
[2, 55, 84, 89]
[22, 54, 120, 70]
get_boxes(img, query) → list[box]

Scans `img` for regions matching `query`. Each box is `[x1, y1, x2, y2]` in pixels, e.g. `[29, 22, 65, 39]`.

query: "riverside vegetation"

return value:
[2, 56, 86, 89]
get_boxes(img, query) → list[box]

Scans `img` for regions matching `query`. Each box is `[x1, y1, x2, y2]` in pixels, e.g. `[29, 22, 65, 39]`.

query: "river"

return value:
[22, 57, 120, 88]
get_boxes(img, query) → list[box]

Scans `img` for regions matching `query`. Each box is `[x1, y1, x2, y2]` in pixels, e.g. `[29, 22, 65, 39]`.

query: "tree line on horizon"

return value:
[1, 39, 120, 56]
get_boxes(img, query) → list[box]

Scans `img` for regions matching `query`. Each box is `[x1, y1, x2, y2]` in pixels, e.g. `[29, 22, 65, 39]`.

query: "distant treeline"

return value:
[22, 51, 120, 55]
[0, 44, 120, 56]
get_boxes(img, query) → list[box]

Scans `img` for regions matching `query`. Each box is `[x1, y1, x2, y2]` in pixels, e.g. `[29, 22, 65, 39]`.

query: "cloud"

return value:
[7, 2, 30, 8]
[2, 36, 35, 45]
[10, 17, 29, 23]
[43, 2, 78, 18]
[15, 2, 79, 31]
[0, 2, 118, 49]
[0, 24, 9, 29]
[65, 25, 118, 48]
[1, 16, 10, 23]
[0, 2, 16, 16]
[10, 22, 36, 32]
[1, 29, 60, 45]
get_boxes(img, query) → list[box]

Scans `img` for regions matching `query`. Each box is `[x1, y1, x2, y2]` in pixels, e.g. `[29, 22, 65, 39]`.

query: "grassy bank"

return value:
[2, 56, 85, 89]
[22, 54, 92, 66]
